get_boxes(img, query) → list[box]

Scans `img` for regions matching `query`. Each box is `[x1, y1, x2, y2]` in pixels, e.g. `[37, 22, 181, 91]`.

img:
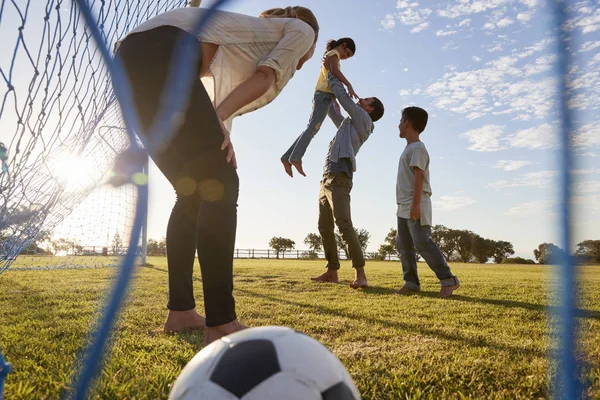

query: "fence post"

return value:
[267, 249, 270, 258]
[236, 249, 239, 258]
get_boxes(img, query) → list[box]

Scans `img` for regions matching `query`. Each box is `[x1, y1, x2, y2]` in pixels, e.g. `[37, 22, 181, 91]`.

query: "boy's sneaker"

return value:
[439, 284, 460, 298]
[395, 286, 420, 295]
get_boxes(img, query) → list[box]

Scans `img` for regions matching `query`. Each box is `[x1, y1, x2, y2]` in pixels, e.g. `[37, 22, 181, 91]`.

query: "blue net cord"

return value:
[68, 1, 232, 399]
[553, 0, 579, 399]
[0, 351, 11, 400]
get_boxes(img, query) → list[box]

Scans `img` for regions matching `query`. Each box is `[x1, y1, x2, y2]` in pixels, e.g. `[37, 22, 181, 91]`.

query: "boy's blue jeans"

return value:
[282, 90, 335, 163]
[396, 217, 459, 290]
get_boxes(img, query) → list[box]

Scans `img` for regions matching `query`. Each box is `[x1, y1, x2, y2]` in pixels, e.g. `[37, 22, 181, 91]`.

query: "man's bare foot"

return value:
[281, 158, 293, 177]
[395, 286, 420, 295]
[310, 269, 339, 283]
[350, 267, 368, 289]
[164, 309, 206, 333]
[205, 320, 248, 345]
[290, 160, 306, 177]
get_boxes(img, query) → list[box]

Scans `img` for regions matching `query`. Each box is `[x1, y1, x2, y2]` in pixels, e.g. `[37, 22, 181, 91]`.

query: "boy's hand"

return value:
[410, 202, 421, 221]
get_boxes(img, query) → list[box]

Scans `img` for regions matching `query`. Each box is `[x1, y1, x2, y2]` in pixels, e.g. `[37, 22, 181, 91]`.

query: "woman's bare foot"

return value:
[164, 309, 206, 333]
[290, 160, 306, 177]
[310, 269, 339, 283]
[281, 158, 293, 177]
[205, 320, 248, 345]
[350, 267, 369, 289]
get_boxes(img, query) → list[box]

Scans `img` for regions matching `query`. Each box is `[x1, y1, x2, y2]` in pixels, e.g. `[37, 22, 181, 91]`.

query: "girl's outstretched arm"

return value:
[328, 54, 358, 99]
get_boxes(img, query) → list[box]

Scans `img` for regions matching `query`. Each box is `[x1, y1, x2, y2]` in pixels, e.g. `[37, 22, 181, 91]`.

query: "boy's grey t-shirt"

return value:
[396, 141, 433, 226]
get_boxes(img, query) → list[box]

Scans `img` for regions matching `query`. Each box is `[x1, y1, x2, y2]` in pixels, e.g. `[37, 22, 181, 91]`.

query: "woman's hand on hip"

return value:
[219, 119, 237, 169]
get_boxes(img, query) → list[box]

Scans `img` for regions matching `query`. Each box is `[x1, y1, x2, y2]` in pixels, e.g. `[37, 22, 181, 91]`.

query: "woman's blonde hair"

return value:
[259, 6, 319, 42]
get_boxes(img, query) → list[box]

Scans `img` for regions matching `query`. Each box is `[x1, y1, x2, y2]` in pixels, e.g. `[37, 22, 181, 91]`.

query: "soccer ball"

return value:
[169, 326, 361, 400]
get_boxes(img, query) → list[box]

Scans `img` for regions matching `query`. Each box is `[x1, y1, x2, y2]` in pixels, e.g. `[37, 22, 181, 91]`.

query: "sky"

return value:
[143, 0, 600, 259]
[1, 0, 599, 260]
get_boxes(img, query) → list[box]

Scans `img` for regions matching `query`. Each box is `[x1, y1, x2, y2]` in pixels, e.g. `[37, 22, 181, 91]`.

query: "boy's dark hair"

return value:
[369, 97, 385, 122]
[326, 37, 356, 55]
[401, 106, 428, 133]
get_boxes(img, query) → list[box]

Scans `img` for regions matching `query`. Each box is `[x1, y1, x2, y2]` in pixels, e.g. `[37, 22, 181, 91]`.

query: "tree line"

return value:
[9, 227, 600, 265]
[269, 227, 600, 265]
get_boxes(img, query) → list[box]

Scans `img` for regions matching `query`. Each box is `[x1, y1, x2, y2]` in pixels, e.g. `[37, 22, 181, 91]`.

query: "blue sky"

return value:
[1, 0, 598, 260]
[142, 0, 600, 259]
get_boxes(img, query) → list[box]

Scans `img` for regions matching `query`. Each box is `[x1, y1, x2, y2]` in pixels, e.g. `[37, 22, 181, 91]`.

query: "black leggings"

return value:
[117, 26, 238, 326]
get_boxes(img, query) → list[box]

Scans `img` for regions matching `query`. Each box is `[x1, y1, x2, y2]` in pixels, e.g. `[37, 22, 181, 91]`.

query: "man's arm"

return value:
[410, 167, 424, 220]
[327, 100, 344, 128]
[327, 72, 365, 123]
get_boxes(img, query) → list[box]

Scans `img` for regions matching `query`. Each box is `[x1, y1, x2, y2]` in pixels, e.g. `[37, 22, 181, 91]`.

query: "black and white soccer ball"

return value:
[169, 326, 360, 400]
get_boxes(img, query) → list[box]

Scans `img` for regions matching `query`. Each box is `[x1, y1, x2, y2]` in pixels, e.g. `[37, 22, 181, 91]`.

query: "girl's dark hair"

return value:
[326, 37, 356, 55]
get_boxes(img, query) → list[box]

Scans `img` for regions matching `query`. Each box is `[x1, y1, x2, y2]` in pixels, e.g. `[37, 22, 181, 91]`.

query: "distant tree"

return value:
[146, 238, 166, 256]
[575, 240, 600, 264]
[304, 233, 323, 253]
[336, 228, 370, 259]
[269, 237, 295, 259]
[501, 257, 536, 265]
[50, 238, 83, 255]
[302, 233, 322, 260]
[491, 240, 515, 264]
[454, 229, 475, 263]
[471, 235, 495, 263]
[431, 225, 457, 261]
[378, 228, 397, 260]
[534, 242, 565, 265]
[111, 232, 124, 256]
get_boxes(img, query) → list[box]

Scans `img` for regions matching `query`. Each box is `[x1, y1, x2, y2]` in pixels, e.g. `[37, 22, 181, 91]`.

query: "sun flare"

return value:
[53, 154, 96, 191]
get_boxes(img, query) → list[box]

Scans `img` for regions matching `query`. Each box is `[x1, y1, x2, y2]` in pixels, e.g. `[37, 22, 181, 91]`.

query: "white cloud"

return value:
[493, 160, 533, 171]
[580, 152, 600, 158]
[403, 67, 409, 72]
[381, 14, 396, 30]
[505, 200, 552, 216]
[575, 181, 600, 194]
[497, 17, 514, 28]
[517, 11, 534, 23]
[579, 41, 600, 52]
[437, 0, 513, 19]
[472, 55, 482, 62]
[436, 29, 457, 36]
[507, 123, 557, 149]
[442, 40, 460, 51]
[380, 2, 433, 31]
[458, 18, 472, 27]
[460, 125, 507, 152]
[398, 89, 410, 96]
[564, 6, 600, 34]
[574, 124, 600, 148]
[572, 168, 600, 176]
[488, 170, 558, 190]
[411, 22, 430, 33]
[434, 195, 477, 211]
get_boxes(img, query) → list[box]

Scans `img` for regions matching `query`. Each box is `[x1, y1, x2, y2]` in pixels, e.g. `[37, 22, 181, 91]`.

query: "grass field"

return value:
[1, 259, 599, 399]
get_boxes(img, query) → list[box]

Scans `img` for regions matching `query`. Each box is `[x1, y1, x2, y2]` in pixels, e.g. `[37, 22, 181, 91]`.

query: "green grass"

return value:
[1, 259, 599, 399]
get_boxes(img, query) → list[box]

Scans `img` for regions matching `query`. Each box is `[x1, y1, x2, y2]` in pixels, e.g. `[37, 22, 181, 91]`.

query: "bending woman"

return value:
[115, 6, 318, 344]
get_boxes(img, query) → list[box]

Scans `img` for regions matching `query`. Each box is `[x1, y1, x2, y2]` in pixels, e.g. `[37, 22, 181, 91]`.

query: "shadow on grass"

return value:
[140, 264, 599, 358]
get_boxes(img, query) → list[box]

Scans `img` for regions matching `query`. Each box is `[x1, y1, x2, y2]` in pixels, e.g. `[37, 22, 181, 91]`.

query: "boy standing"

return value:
[395, 107, 459, 297]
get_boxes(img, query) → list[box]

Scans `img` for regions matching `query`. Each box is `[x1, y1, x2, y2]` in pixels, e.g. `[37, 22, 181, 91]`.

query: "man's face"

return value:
[358, 97, 374, 113]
